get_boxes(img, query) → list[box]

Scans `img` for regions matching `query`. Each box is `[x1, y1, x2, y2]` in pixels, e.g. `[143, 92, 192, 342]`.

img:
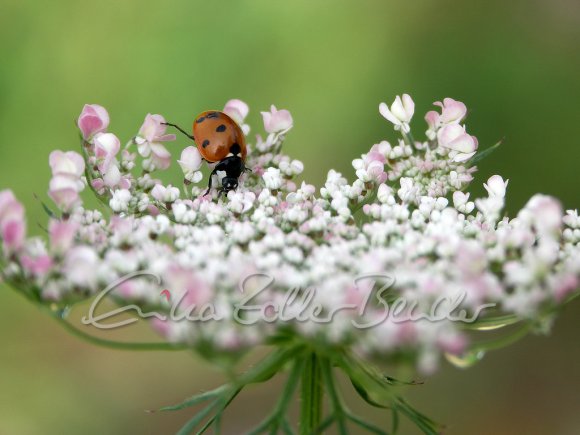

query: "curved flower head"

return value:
[78, 104, 109, 141]
[4, 97, 580, 433]
[379, 94, 414, 133]
[178, 146, 203, 183]
[261, 105, 293, 134]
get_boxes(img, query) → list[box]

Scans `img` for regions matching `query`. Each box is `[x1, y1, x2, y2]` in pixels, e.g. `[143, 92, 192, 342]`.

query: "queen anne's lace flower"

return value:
[1, 96, 579, 382]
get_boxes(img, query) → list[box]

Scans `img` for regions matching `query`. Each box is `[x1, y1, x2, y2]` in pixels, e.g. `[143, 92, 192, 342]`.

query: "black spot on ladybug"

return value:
[206, 112, 219, 118]
[216, 124, 226, 132]
[196, 117, 205, 123]
[202, 140, 210, 148]
[230, 143, 241, 155]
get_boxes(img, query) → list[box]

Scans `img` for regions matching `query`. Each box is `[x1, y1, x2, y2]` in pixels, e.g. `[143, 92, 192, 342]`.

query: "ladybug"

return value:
[164, 111, 249, 196]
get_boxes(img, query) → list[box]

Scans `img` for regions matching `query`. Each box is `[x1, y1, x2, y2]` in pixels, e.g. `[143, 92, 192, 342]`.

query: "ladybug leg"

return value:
[162, 122, 195, 142]
[240, 161, 253, 173]
[203, 169, 217, 196]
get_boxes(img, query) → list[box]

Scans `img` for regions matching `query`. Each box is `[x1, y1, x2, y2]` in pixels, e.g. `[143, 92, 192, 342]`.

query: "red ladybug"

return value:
[164, 111, 248, 196]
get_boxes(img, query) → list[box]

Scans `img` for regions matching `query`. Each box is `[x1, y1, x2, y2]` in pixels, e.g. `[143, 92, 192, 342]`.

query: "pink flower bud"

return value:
[48, 189, 80, 211]
[224, 99, 249, 125]
[0, 190, 24, 224]
[150, 143, 172, 170]
[437, 124, 478, 161]
[138, 114, 175, 143]
[136, 114, 174, 171]
[178, 146, 203, 182]
[0, 190, 26, 253]
[261, 105, 293, 134]
[524, 194, 563, 235]
[49, 150, 85, 179]
[49, 219, 79, 254]
[78, 104, 110, 140]
[94, 132, 121, 173]
[103, 165, 122, 188]
[21, 254, 53, 277]
[434, 98, 467, 124]
[425, 110, 440, 139]
[425, 111, 440, 130]
[48, 175, 81, 211]
[2, 219, 25, 253]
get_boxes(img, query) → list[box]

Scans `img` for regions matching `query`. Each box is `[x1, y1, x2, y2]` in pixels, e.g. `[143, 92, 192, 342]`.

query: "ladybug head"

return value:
[222, 177, 238, 192]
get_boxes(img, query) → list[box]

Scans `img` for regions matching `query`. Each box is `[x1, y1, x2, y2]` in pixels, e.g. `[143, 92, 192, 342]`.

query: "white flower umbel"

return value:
[1, 96, 579, 435]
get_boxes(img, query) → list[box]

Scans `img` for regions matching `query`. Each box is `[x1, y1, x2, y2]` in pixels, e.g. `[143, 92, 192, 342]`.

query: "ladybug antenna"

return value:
[162, 122, 195, 142]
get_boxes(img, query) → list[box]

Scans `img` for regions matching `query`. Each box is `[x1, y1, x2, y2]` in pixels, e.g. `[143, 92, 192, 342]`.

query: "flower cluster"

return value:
[1, 96, 579, 376]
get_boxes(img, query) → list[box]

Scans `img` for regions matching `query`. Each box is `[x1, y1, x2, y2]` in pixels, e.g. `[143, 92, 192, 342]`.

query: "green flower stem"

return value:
[321, 356, 348, 435]
[247, 357, 304, 434]
[402, 130, 416, 146]
[300, 352, 323, 435]
[53, 315, 189, 351]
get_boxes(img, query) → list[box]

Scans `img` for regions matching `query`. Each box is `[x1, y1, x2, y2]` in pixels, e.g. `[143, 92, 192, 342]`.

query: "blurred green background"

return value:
[1, 0, 579, 433]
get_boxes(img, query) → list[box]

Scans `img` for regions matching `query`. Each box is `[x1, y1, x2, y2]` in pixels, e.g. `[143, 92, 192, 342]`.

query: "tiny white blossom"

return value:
[379, 94, 415, 133]
[453, 191, 475, 214]
[110, 189, 132, 213]
[262, 167, 283, 190]
[178, 146, 203, 183]
[151, 184, 180, 203]
[484, 175, 509, 198]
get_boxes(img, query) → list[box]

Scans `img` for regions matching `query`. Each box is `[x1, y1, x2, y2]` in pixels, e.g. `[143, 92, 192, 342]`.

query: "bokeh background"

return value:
[1, 0, 579, 433]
